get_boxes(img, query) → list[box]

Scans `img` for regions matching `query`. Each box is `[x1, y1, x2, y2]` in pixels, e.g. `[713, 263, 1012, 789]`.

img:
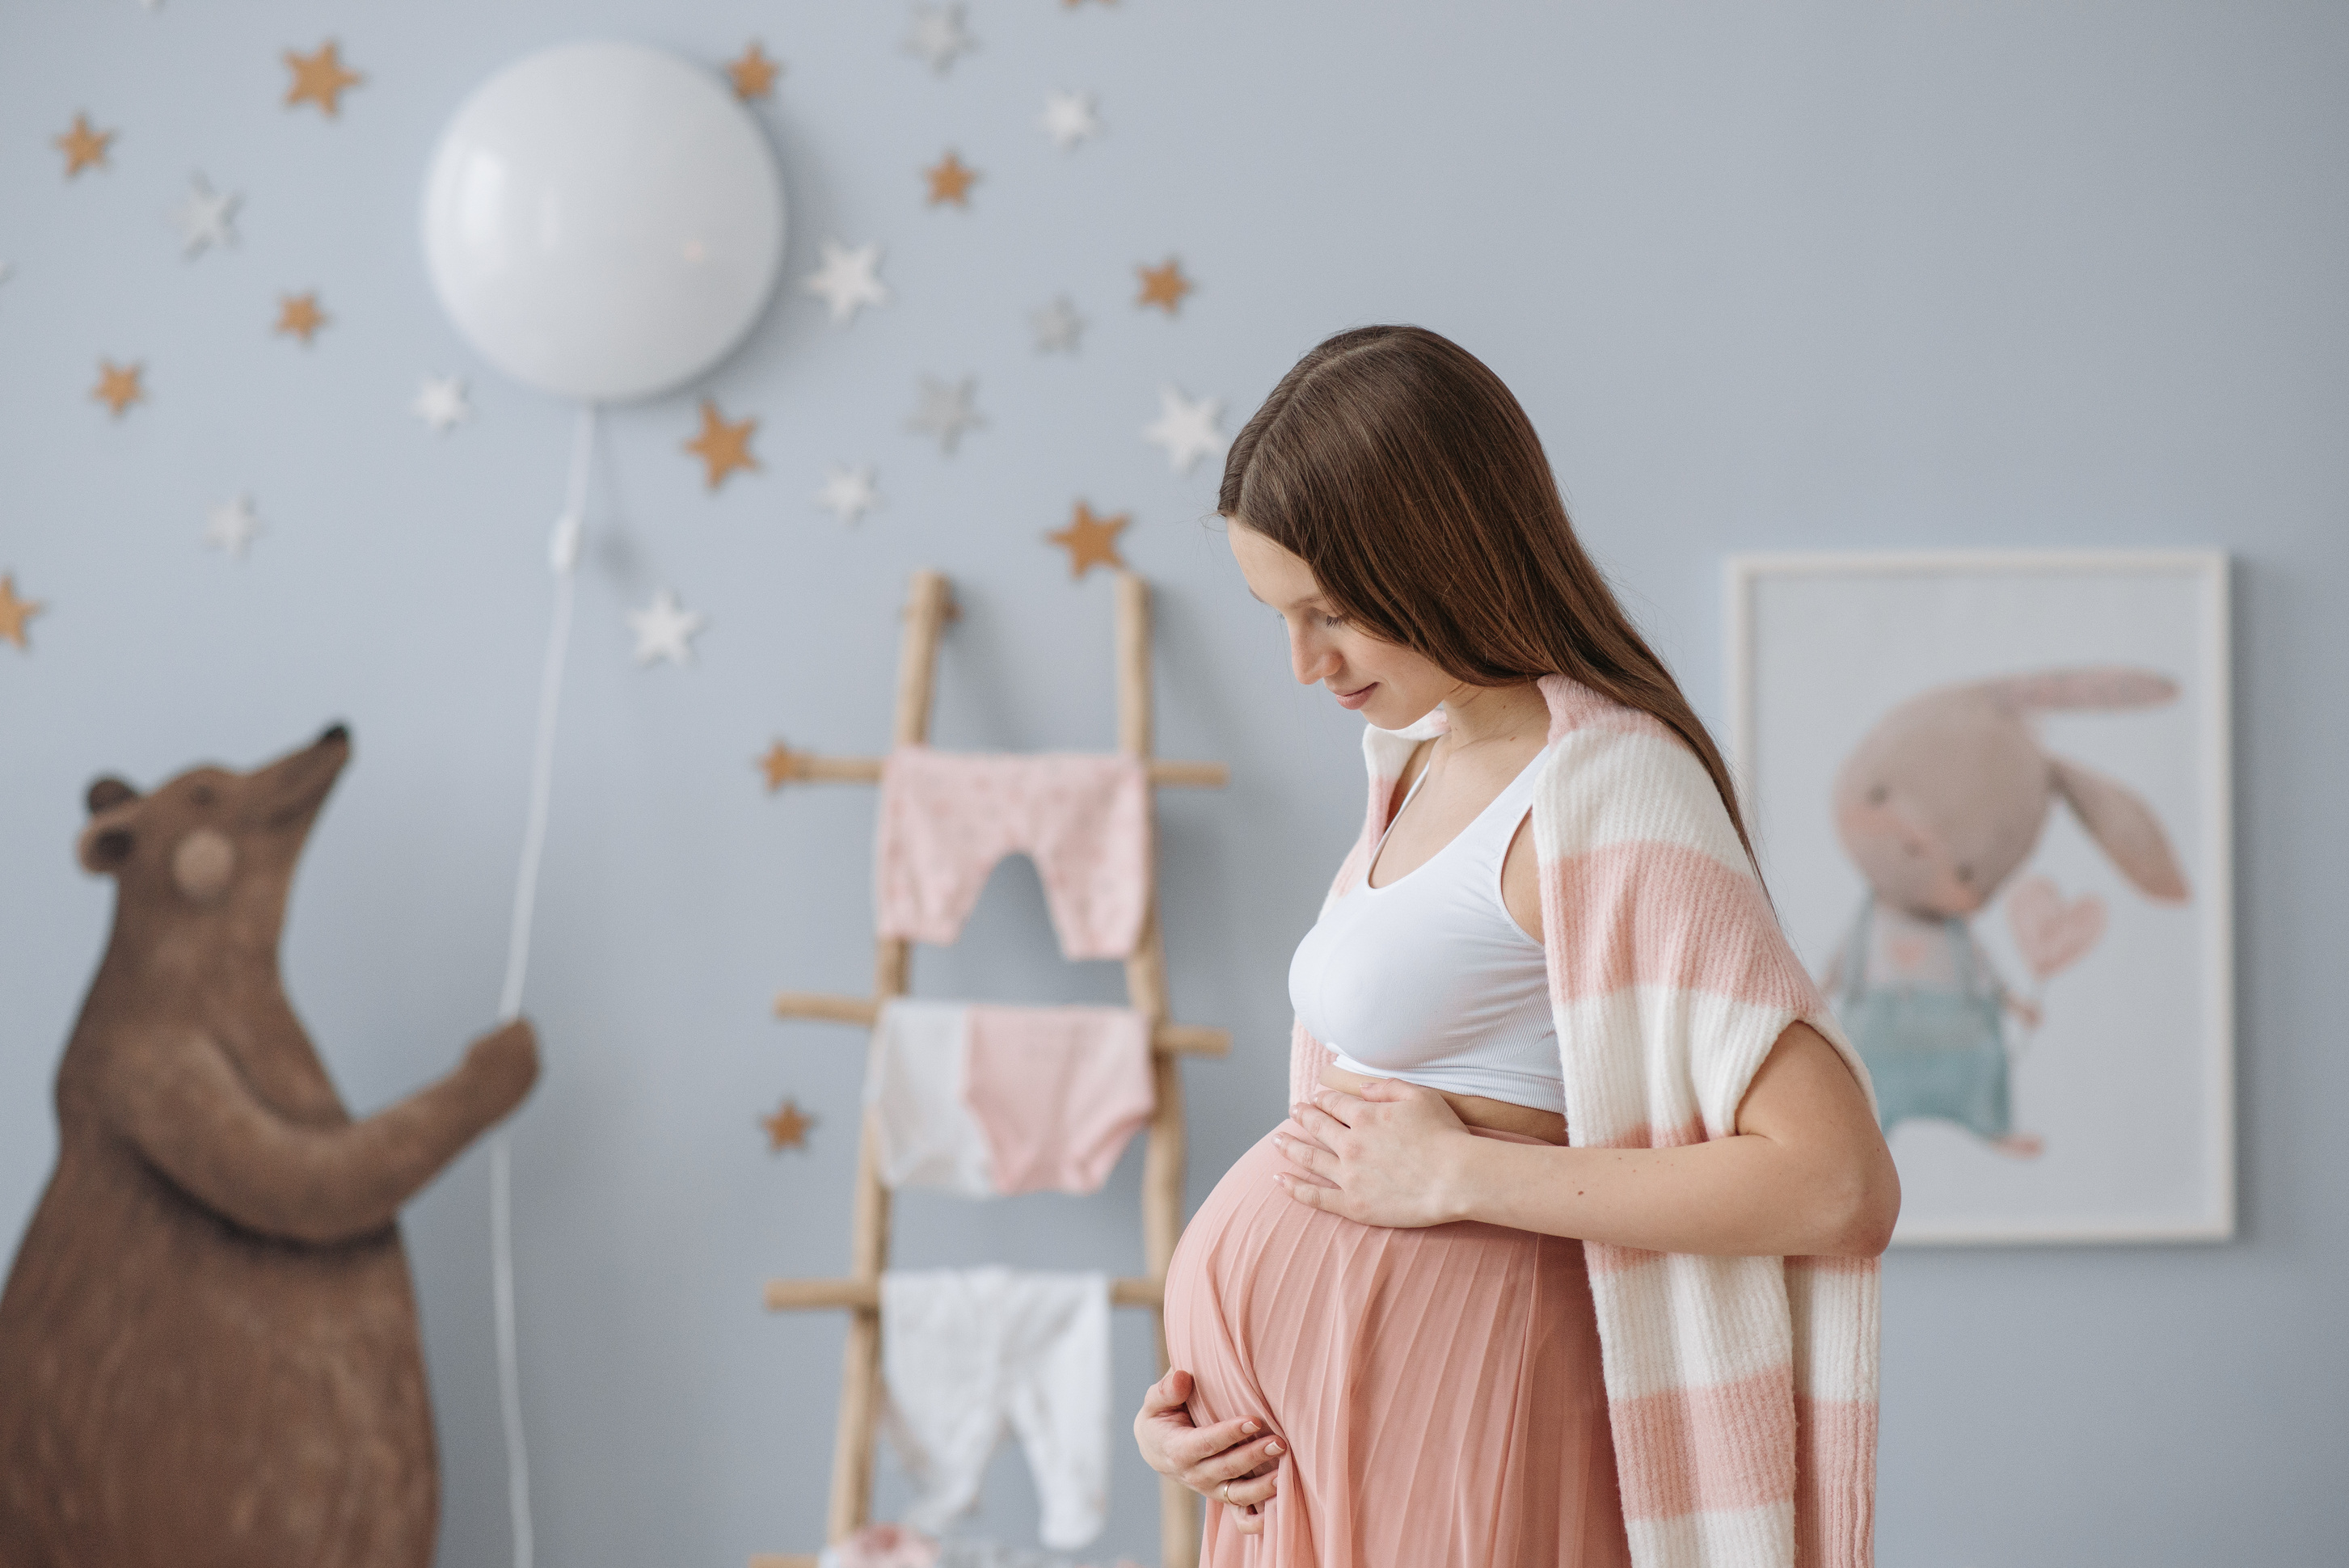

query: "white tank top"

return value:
[1287, 744, 1563, 1115]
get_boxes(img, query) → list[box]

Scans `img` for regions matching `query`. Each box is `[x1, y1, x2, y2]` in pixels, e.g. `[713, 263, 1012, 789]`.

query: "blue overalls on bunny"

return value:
[1835, 896, 2014, 1140]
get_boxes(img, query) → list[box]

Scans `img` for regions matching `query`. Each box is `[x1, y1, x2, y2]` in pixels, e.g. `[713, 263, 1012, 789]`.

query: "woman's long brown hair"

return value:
[1219, 323, 1761, 873]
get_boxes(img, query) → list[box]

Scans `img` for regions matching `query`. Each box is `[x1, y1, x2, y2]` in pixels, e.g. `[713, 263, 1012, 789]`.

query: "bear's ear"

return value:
[86, 777, 139, 815]
[78, 823, 136, 874]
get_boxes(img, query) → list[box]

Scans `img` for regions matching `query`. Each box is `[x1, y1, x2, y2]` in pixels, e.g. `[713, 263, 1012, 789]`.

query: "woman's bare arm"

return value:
[1276, 1020, 1900, 1257]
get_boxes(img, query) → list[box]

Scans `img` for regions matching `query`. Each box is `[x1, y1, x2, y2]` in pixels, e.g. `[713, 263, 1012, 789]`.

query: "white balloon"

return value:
[421, 40, 785, 404]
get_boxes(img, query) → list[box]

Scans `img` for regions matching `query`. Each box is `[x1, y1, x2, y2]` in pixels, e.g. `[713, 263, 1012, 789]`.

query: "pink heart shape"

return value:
[2005, 875, 2107, 980]
[1885, 934, 1934, 975]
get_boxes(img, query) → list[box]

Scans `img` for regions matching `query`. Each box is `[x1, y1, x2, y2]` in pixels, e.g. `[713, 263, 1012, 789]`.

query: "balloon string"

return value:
[500, 404, 594, 1024]
[491, 1138, 531, 1568]
[491, 401, 596, 1568]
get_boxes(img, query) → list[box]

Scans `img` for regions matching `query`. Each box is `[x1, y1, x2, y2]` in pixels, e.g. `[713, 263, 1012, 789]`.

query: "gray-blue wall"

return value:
[3, 2, 2342, 1563]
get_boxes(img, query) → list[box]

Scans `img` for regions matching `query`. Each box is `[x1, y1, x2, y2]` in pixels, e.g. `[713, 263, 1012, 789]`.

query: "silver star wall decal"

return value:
[1142, 386, 1227, 474]
[803, 239, 890, 324]
[1040, 91, 1101, 150]
[1030, 295, 1086, 354]
[173, 173, 240, 258]
[903, 4, 976, 74]
[627, 589, 708, 667]
[815, 465, 881, 525]
[203, 495, 263, 559]
[905, 376, 985, 455]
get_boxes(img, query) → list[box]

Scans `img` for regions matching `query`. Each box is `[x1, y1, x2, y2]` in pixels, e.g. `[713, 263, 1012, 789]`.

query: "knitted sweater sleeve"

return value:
[1528, 676, 1880, 1568]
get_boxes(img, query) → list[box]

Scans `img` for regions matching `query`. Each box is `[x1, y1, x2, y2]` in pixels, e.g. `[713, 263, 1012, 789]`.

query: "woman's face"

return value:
[1228, 521, 1461, 730]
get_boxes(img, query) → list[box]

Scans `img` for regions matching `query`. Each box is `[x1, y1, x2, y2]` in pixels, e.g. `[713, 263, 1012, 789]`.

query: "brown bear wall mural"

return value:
[0, 723, 540, 1568]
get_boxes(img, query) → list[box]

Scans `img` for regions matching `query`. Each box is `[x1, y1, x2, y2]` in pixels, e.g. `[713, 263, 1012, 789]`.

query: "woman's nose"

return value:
[1288, 626, 1335, 686]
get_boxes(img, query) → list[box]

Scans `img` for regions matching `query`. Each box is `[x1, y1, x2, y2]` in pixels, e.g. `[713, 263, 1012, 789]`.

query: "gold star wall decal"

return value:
[761, 1098, 814, 1152]
[275, 293, 328, 344]
[685, 399, 759, 488]
[727, 40, 781, 99]
[92, 360, 145, 417]
[0, 574, 45, 651]
[285, 40, 364, 116]
[1137, 257, 1193, 314]
[758, 741, 806, 791]
[54, 113, 115, 178]
[1048, 501, 1130, 579]
[923, 150, 979, 207]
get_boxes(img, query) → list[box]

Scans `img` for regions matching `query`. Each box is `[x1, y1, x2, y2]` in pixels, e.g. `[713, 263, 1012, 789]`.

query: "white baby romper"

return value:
[879, 1267, 1111, 1549]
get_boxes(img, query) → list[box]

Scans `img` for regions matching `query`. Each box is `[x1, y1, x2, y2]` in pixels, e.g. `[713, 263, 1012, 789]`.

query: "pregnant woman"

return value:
[1138, 327, 1899, 1567]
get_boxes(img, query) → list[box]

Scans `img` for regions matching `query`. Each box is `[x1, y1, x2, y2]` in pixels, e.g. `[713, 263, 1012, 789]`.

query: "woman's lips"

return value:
[1333, 682, 1376, 711]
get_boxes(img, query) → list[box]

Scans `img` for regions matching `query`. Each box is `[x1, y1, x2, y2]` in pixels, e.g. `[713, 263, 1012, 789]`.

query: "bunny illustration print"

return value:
[1821, 668, 2190, 1157]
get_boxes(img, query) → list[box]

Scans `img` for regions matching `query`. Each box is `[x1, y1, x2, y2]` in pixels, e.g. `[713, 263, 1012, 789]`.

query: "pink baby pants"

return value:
[875, 748, 1150, 960]
[866, 1001, 1156, 1197]
[965, 1004, 1156, 1195]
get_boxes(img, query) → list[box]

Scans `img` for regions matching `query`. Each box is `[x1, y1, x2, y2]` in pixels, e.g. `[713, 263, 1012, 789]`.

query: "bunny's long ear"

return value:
[2049, 756, 2189, 901]
[1984, 667, 2178, 712]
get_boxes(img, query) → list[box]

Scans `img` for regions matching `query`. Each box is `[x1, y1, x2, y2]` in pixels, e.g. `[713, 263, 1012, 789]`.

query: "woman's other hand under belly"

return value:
[1318, 1064, 1567, 1145]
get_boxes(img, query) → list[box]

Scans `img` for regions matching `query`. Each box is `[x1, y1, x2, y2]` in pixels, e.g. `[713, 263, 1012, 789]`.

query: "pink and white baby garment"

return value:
[880, 1267, 1111, 1551]
[866, 1001, 1154, 1198]
[816, 1524, 939, 1568]
[875, 748, 1151, 960]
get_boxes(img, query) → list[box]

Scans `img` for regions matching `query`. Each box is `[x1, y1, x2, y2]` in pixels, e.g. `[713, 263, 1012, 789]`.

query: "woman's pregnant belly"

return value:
[1162, 1127, 1630, 1568]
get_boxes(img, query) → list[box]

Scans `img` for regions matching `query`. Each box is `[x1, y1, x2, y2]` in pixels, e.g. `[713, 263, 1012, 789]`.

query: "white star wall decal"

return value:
[412, 375, 470, 433]
[1142, 386, 1227, 475]
[803, 239, 890, 324]
[1030, 295, 1085, 354]
[903, 4, 976, 74]
[1040, 91, 1101, 150]
[203, 495, 263, 559]
[905, 376, 985, 455]
[816, 466, 880, 525]
[173, 173, 240, 258]
[628, 589, 708, 667]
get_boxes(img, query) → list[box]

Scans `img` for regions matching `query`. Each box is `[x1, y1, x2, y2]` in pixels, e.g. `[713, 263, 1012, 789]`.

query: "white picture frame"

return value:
[1726, 550, 2233, 1245]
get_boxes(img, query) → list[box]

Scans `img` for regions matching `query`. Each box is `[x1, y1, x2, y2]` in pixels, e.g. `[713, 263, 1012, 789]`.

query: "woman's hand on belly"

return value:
[1133, 1368, 1284, 1534]
[1317, 1064, 1568, 1144]
[1274, 1073, 1490, 1229]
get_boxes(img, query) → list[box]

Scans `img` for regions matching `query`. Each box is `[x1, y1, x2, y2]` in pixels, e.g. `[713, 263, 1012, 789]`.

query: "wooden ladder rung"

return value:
[772, 990, 1231, 1058]
[765, 751, 1229, 789]
[765, 1275, 1166, 1311]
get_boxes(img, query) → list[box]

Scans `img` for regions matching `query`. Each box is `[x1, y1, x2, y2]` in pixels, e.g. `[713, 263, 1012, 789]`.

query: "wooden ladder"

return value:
[753, 568, 1226, 1568]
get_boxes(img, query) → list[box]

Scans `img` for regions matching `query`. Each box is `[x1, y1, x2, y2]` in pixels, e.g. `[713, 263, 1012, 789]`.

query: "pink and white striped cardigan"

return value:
[1288, 674, 1881, 1568]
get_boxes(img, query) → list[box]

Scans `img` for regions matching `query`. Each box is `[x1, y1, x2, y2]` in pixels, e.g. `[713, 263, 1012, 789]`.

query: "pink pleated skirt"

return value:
[1164, 1126, 1632, 1568]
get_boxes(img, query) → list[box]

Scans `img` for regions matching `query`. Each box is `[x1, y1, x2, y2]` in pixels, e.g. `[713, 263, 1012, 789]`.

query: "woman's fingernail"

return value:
[1242, 1421, 1259, 1435]
[1266, 1440, 1284, 1456]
